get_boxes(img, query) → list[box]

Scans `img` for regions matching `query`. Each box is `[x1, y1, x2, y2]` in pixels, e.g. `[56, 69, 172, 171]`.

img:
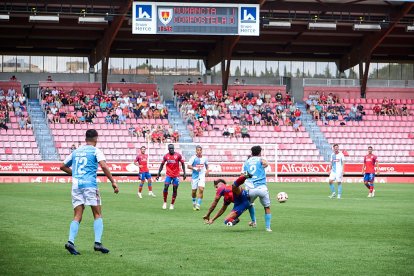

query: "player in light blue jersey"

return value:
[239, 145, 272, 232]
[328, 144, 345, 199]
[60, 129, 119, 255]
[187, 145, 209, 211]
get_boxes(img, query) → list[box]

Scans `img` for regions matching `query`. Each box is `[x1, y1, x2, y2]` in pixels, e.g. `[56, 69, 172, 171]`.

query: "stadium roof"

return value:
[0, 0, 413, 72]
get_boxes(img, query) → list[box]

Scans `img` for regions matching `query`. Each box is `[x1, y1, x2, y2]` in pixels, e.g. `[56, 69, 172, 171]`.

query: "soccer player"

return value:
[134, 146, 155, 198]
[242, 146, 272, 232]
[203, 174, 256, 227]
[362, 146, 379, 198]
[328, 144, 345, 199]
[60, 129, 119, 255]
[187, 145, 209, 211]
[156, 144, 186, 210]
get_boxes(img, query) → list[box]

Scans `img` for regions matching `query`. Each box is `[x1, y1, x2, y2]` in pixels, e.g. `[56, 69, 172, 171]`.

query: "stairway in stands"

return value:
[296, 102, 332, 161]
[165, 100, 192, 143]
[27, 99, 59, 160]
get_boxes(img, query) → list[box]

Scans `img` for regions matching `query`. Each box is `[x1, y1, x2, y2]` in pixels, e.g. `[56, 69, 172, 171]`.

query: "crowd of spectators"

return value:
[0, 86, 31, 131]
[306, 91, 410, 125]
[128, 124, 180, 143]
[40, 86, 167, 126]
[176, 88, 301, 138]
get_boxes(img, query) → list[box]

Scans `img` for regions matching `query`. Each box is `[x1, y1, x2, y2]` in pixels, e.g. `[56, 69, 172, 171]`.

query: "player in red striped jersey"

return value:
[133, 146, 155, 198]
[156, 144, 186, 210]
[362, 146, 379, 198]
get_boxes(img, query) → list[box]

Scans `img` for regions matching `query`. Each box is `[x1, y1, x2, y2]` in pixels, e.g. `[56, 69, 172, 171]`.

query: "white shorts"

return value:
[246, 185, 271, 208]
[72, 187, 101, 208]
[329, 172, 343, 183]
[191, 177, 206, 190]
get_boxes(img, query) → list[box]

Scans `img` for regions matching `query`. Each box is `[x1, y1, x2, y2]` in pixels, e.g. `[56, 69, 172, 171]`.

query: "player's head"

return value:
[213, 179, 226, 189]
[251, 146, 262, 157]
[168, 144, 175, 155]
[333, 144, 339, 153]
[85, 129, 98, 146]
[196, 145, 202, 157]
[140, 146, 146, 154]
[368, 146, 373, 154]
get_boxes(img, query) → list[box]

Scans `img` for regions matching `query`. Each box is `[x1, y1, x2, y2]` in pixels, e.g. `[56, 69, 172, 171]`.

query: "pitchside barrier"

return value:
[0, 161, 413, 184]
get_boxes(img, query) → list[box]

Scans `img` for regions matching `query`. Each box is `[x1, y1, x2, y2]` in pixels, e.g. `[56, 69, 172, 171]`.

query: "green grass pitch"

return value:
[0, 181, 413, 275]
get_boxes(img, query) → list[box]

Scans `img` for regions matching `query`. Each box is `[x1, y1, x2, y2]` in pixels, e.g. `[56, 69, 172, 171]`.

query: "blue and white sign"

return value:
[133, 3, 156, 34]
[132, 2, 260, 36]
[239, 5, 260, 36]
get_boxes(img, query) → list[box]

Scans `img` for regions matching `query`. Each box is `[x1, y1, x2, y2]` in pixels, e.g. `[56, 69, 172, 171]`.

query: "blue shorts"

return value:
[232, 190, 251, 216]
[139, 172, 151, 181]
[364, 173, 375, 183]
[165, 176, 180, 186]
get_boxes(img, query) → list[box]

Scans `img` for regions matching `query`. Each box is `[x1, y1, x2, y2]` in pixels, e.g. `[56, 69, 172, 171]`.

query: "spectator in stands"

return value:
[293, 119, 301, 132]
[313, 109, 320, 121]
[172, 130, 180, 142]
[241, 79, 246, 85]
[264, 91, 272, 103]
[47, 110, 54, 123]
[241, 126, 250, 139]
[223, 125, 230, 137]
[357, 104, 365, 115]
[196, 77, 203, 84]
[26, 116, 32, 129]
[234, 78, 240, 85]
[18, 115, 25, 129]
[294, 108, 301, 118]
[372, 103, 381, 116]
[8, 87, 16, 99]
[0, 118, 8, 132]
[85, 111, 94, 124]
[70, 144, 76, 152]
[10, 75, 17, 81]
[275, 90, 283, 102]
[47, 75, 53, 81]
[186, 77, 193, 84]
[246, 90, 254, 100]
[401, 104, 409, 116]
[120, 78, 126, 83]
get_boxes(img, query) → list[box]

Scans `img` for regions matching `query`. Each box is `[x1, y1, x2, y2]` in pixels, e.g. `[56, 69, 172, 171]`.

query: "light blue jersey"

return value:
[188, 155, 208, 179]
[64, 145, 106, 189]
[330, 152, 345, 174]
[243, 156, 267, 188]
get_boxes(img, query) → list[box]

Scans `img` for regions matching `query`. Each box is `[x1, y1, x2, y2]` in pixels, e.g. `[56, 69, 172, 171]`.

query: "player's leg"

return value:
[191, 178, 198, 210]
[65, 204, 84, 255]
[170, 178, 180, 209]
[137, 173, 144, 198]
[65, 188, 85, 255]
[91, 205, 109, 253]
[328, 172, 336, 198]
[147, 173, 155, 197]
[196, 177, 206, 210]
[337, 181, 343, 199]
[257, 188, 272, 231]
[163, 176, 172, 209]
[363, 173, 372, 197]
[224, 210, 240, 226]
[369, 174, 375, 197]
[196, 186, 204, 210]
[232, 172, 252, 188]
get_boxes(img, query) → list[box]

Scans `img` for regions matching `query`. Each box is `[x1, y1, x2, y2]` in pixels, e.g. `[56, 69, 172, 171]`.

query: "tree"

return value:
[234, 66, 241, 77]
[324, 64, 332, 78]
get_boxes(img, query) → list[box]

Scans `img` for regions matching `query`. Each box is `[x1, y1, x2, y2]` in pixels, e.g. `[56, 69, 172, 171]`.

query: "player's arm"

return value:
[60, 153, 73, 175]
[375, 158, 380, 175]
[203, 195, 221, 221]
[261, 158, 269, 168]
[99, 160, 119, 194]
[156, 159, 166, 180]
[133, 156, 139, 167]
[181, 158, 187, 180]
[205, 164, 209, 177]
[187, 156, 197, 171]
[208, 203, 229, 224]
[362, 159, 366, 174]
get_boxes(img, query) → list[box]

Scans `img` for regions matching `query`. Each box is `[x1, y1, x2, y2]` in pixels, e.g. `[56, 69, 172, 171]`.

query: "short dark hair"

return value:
[168, 144, 174, 149]
[214, 179, 227, 186]
[141, 146, 146, 149]
[333, 144, 339, 147]
[251, 146, 262, 156]
[368, 146, 373, 149]
[85, 129, 98, 141]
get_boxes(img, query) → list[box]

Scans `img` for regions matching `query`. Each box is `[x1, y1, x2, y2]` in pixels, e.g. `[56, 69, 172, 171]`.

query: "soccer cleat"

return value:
[94, 242, 110, 254]
[367, 192, 372, 198]
[266, 228, 273, 232]
[148, 192, 156, 197]
[337, 194, 341, 199]
[371, 190, 375, 198]
[329, 192, 336, 199]
[65, 242, 80, 255]
[248, 221, 257, 228]
[162, 202, 167, 209]
[243, 171, 253, 179]
[195, 204, 200, 211]
[137, 193, 142, 199]
[169, 204, 174, 210]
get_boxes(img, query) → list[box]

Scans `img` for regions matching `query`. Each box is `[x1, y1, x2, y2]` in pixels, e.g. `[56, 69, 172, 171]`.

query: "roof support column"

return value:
[359, 58, 371, 99]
